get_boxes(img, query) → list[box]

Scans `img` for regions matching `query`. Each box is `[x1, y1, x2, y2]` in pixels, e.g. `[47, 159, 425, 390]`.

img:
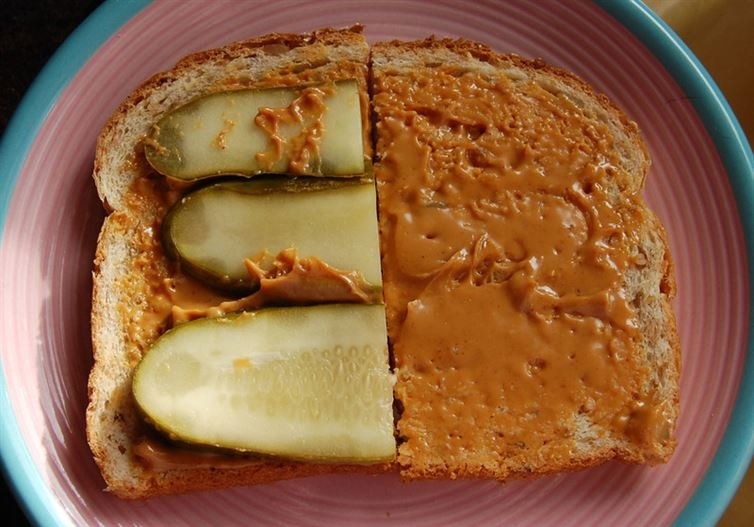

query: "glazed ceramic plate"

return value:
[1, 1, 752, 525]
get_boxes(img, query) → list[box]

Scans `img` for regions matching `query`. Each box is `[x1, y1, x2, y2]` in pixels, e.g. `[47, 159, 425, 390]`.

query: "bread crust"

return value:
[87, 30, 680, 499]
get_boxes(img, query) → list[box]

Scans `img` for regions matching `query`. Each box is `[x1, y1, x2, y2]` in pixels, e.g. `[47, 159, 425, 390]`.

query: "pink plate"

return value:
[1, 1, 751, 525]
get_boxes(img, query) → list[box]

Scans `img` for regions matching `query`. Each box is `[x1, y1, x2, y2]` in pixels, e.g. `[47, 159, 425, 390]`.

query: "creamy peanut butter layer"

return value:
[372, 64, 669, 478]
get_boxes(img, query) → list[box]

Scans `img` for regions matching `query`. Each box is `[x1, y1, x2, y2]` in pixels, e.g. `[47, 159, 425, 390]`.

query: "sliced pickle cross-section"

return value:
[144, 80, 365, 181]
[162, 177, 383, 293]
[132, 304, 396, 463]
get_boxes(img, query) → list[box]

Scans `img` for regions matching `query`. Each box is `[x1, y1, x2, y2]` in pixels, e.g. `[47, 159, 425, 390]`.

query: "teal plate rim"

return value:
[593, 2, 754, 526]
[0, 6, 152, 527]
[0, 0, 752, 525]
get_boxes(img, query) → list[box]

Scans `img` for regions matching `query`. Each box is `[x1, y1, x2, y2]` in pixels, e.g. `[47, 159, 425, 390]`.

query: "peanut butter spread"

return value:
[120, 64, 668, 472]
[171, 249, 382, 326]
[373, 66, 664, 474]
[255, 85, 331, 173]
[133, 434, 263, 471]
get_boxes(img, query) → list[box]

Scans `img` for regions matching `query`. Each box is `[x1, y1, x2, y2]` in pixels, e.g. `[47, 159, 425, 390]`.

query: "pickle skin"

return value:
[144, 80, 365, 181]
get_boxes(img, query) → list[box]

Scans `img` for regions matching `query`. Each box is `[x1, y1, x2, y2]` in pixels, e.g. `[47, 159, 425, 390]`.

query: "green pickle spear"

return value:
[133, 304, 395, 462]
[144, 80, 365, 181]
[162, 177, 383, 293]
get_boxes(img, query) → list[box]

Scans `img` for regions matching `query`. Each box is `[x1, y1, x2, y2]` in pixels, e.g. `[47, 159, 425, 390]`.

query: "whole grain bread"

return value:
[87, 29, 680, 499]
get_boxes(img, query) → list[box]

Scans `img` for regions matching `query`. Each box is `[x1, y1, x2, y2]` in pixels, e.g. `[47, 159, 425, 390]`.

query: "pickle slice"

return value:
[162, 177, 383, 293]
[132, 304, 396, 463]
[145, 80, 365, 181]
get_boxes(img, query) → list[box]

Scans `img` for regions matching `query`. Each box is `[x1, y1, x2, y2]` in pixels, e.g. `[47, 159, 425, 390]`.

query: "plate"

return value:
[1, 1, 752, 525]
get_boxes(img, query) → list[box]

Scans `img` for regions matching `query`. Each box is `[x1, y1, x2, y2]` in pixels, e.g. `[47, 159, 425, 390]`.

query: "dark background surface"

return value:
[1, 2, 103, 525]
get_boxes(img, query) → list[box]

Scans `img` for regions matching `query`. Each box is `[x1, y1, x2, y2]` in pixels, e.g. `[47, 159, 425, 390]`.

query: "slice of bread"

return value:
[86, 26, 390, 500]
[87, 29, 680, 499]
[371, 37, 680, 481]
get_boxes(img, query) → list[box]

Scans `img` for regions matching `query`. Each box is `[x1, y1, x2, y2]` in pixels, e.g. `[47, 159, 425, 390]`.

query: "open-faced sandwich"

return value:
[86, 25, 680, 499]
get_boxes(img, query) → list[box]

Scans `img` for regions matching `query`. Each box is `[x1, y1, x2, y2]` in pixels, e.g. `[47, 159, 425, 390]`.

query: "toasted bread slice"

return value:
[85, 26, 389, 500]
[371, 38, 680, 481]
